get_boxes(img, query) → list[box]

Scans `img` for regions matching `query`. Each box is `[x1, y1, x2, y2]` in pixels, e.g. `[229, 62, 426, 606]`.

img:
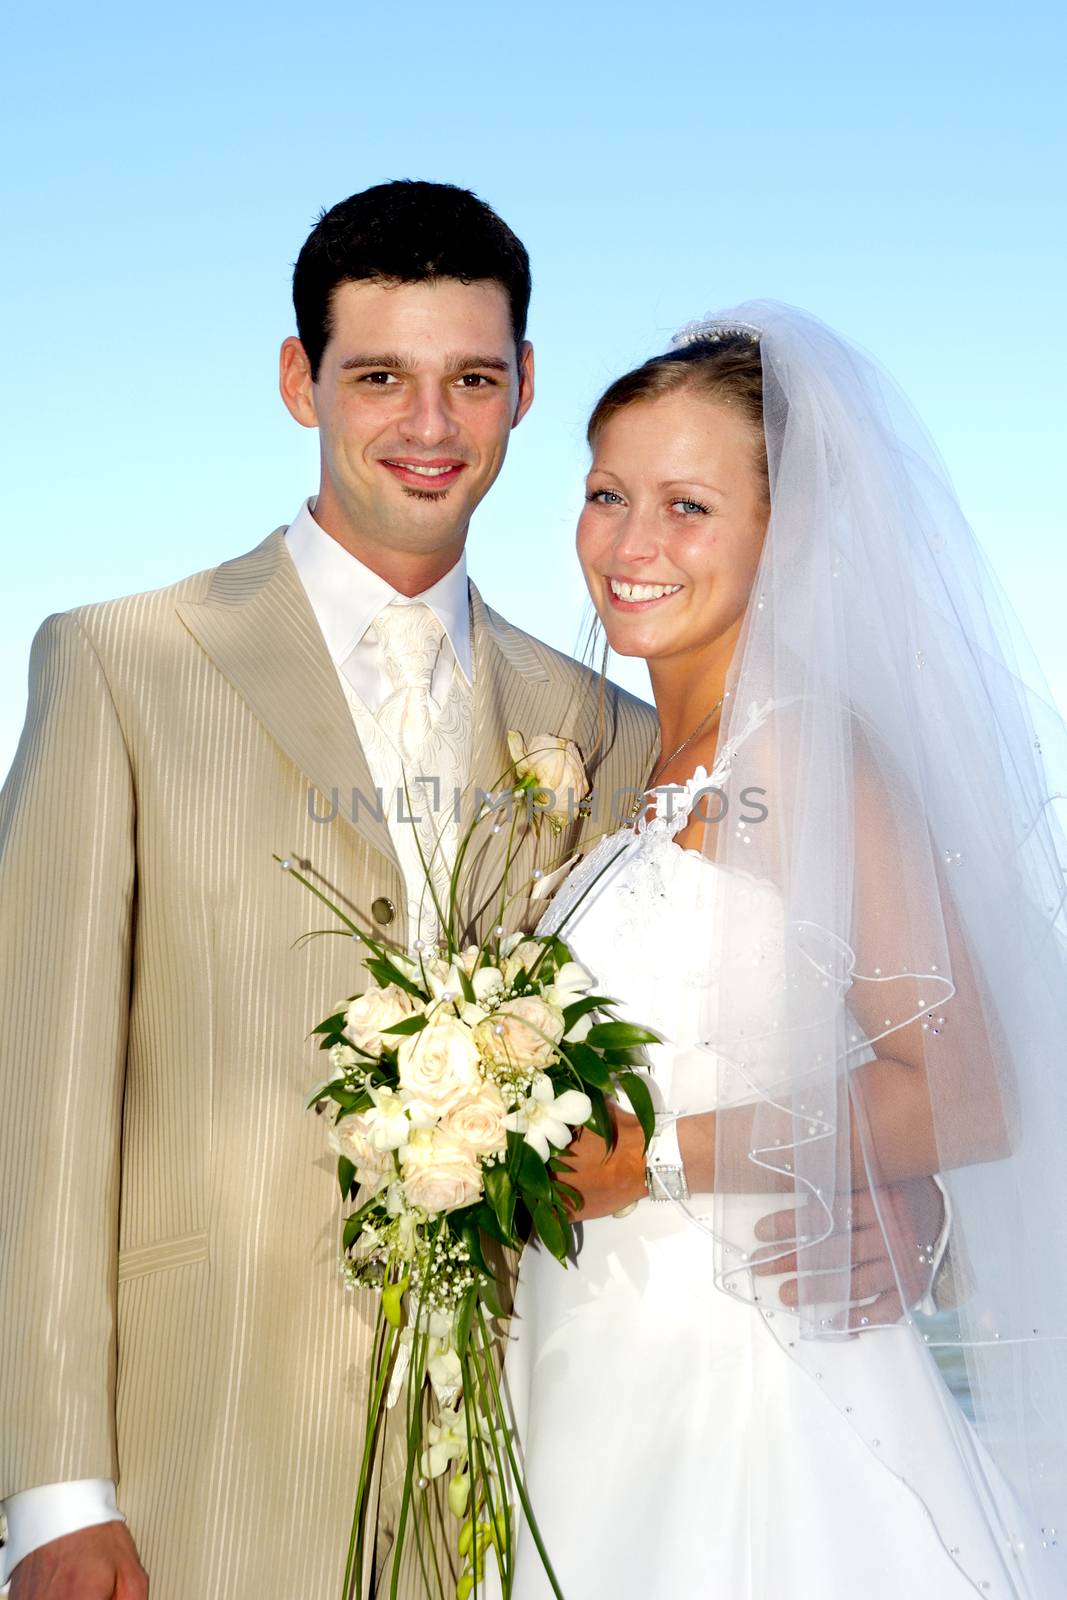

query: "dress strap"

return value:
[638, 696, 780, 840]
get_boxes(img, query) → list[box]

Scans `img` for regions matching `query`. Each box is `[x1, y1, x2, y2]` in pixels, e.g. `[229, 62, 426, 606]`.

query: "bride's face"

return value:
[577, 390, 769, 667]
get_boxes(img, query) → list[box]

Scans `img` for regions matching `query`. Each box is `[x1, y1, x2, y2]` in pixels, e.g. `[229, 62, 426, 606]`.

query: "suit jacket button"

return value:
[371, 896, 396, 926]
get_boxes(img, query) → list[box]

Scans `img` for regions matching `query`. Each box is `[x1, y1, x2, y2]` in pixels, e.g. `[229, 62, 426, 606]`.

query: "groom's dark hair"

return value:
[293, 180, 532, 380]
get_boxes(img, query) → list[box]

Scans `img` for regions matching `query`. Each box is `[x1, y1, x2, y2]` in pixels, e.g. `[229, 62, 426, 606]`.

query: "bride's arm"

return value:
[842, 752, 1013, 1184]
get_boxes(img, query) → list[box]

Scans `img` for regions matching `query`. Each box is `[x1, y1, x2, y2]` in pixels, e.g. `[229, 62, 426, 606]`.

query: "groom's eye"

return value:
[456, 373, 499, 388]
[358, 371, 399, 386]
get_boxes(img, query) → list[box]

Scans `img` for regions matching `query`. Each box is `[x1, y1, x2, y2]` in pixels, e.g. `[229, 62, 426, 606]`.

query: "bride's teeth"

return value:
[609, 579, 682, 602]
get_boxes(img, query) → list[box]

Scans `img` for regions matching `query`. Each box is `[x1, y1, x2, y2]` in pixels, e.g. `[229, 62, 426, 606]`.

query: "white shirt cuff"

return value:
[917, 1173, 953, 1315]
[0, 1480, 123, 1589]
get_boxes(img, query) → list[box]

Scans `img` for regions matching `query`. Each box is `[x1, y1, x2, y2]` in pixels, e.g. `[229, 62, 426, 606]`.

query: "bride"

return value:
[502, 304, 1067, 1597]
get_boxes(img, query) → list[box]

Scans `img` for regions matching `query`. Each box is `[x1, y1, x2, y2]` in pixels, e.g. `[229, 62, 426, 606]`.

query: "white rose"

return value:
[438, 1083, 508, 1158]
[401, 1128, 484, 1214]
[457, 945, 482, 976]
[397, 1010, 483, 1120]
[506, 730, 589, 825]
[502, 939, 546, 987]
[472, 964, 505, 1002]
[345, 984, 416, 1057]
[474, 995, 565, 1069]
[328, 1113, 390, 1190]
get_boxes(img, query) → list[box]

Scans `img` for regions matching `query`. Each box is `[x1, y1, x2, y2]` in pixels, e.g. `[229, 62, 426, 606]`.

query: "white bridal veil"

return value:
[670, 302, 1067, 1594]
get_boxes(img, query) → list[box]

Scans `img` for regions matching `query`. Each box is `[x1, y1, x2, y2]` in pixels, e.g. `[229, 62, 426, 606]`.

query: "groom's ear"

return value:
[512, 340, 535, 430]
[279, 336, 318, 429]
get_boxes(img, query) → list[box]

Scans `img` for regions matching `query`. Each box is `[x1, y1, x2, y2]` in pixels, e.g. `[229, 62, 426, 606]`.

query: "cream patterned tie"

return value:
[373, 601, 445, 763]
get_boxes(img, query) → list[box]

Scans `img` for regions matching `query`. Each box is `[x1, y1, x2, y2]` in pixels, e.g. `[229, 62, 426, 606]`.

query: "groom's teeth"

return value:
[609, 579, 683, 602]
[387, 462, 456, 477]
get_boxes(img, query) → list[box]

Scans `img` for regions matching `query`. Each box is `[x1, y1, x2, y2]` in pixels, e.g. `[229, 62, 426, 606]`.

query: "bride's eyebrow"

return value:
[661, 477, 728, 497]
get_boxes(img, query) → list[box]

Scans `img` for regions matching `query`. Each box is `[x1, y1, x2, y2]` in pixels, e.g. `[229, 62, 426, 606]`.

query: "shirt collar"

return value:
[284, 499, 473, 684]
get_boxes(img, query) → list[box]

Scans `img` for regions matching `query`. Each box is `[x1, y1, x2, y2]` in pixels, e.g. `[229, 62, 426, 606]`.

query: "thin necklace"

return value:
[629, 695, 726, 821]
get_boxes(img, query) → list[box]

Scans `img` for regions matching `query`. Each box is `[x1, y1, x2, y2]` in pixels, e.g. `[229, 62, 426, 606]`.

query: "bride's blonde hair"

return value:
[586, 333, 769, 498]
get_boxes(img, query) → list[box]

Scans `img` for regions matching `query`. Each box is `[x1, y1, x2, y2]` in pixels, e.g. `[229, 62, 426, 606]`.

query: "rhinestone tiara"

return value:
[671, 318, 763, 349]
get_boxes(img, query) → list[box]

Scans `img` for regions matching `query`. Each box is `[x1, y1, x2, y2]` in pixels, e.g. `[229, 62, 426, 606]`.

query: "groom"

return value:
[0, 179, 947, 1600]
[0, 180, 657, 1600]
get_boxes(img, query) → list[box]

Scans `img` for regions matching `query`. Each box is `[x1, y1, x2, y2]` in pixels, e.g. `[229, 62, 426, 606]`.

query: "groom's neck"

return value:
[310, 498, 468, 597]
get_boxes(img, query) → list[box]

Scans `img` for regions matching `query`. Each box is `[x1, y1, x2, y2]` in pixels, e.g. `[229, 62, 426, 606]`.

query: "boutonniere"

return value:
[506, 730, 590, 834]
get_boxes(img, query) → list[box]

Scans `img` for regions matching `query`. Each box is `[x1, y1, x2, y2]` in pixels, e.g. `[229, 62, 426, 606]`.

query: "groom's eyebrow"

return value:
[338, 352, 512, 374]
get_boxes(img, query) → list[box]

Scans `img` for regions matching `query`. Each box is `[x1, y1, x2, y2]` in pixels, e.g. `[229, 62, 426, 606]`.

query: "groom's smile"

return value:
[378, 455, 469, 494]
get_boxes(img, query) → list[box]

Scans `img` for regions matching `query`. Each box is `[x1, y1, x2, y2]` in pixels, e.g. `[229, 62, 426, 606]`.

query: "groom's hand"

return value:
[10, 1523, 148, 1600]
[752, 1174, 946, 1327]
[557, 1109, 646, 1219]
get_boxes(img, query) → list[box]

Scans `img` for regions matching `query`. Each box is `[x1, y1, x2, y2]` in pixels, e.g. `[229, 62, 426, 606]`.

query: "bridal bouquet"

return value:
[280, 736, 658, 1600]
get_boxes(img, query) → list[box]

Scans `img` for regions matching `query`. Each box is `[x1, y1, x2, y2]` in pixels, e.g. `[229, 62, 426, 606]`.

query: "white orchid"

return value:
[427, 1335, 463, 1403]
[421, 1403, 469, 1479]
[504, 1074, 592, 1161]
[362, 1086, 414, 1152]
[545, 960, 594, 1009]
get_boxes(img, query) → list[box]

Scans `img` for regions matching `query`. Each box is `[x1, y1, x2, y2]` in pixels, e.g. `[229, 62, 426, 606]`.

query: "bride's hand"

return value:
[751, 1174, 947, 1326]
[556, 1109, 647, 1220]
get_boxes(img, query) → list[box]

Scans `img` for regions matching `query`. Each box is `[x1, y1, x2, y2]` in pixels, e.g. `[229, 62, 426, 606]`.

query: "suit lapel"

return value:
[461, 585, 592, 938]
[176, 530, 398, 868]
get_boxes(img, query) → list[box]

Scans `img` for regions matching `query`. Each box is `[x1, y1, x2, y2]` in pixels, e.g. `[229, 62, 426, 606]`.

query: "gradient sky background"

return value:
[1, 0, 1064, 775]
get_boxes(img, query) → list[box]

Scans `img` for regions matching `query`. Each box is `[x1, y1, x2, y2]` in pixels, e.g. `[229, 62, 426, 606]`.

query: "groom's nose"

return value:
[397, 378, 459, 447]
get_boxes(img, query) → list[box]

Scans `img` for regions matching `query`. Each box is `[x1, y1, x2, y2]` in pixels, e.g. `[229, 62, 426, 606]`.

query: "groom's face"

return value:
[283, 278, 534, 571]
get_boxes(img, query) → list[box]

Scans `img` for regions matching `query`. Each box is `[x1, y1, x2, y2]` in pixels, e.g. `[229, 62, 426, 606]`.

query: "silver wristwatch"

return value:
[646, 1113, 690, 1202]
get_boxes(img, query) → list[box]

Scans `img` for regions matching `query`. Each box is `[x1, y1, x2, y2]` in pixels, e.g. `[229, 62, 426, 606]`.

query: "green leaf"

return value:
[457, 967, 477, 1006]
[380, 1013, 428, 1037]
[483, 1164, 516, 1240]
[453, 1286, 476, 1359]
[342, 1210, 364, 1250]
[560, 995, 611, 1028]
[461, 1222, 492, 1279]
[478, 1272, 506, 1319]
[365, 957, 424, 999]
[312, 1011, 348, 1036]
[551, 1177, 583, 1214]
[532, 1200, 569, 1262]
[565, 1041, 613, 1092]
[469, 1201, 512, 1248]
[306, 1080, 337, 1108]
[618, 1070, 656, 1147]
[516, 1139, 552, 1203]
[585, 1020, 662, 1050]
[585, 1087, 615, 1149]
[337, 1155, 356, 1199]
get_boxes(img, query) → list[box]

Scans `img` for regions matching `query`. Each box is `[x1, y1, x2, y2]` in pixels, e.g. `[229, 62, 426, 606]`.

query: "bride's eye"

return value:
[586, 488, 625, 506]
[670, 497, 710, 516]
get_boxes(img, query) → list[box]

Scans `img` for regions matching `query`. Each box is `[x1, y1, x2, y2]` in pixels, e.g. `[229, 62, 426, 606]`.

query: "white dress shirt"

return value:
[287, 498, 474, 941]
[0, 500, 475, 1587]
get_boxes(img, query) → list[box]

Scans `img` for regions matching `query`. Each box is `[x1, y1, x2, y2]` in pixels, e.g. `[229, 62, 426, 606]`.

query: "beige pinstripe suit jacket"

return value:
[0, 529, 657, 1598]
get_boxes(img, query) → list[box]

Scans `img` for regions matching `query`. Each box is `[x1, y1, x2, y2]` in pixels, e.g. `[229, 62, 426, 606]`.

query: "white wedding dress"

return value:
[501, 758, 1033, 1599]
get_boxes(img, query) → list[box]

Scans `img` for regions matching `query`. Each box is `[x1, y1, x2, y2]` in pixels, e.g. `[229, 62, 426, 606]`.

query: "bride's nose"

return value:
[611, 508, 661, 566]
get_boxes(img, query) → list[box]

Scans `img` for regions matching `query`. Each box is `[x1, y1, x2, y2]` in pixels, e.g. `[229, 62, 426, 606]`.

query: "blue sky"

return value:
[2, 0, 1064, 772]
